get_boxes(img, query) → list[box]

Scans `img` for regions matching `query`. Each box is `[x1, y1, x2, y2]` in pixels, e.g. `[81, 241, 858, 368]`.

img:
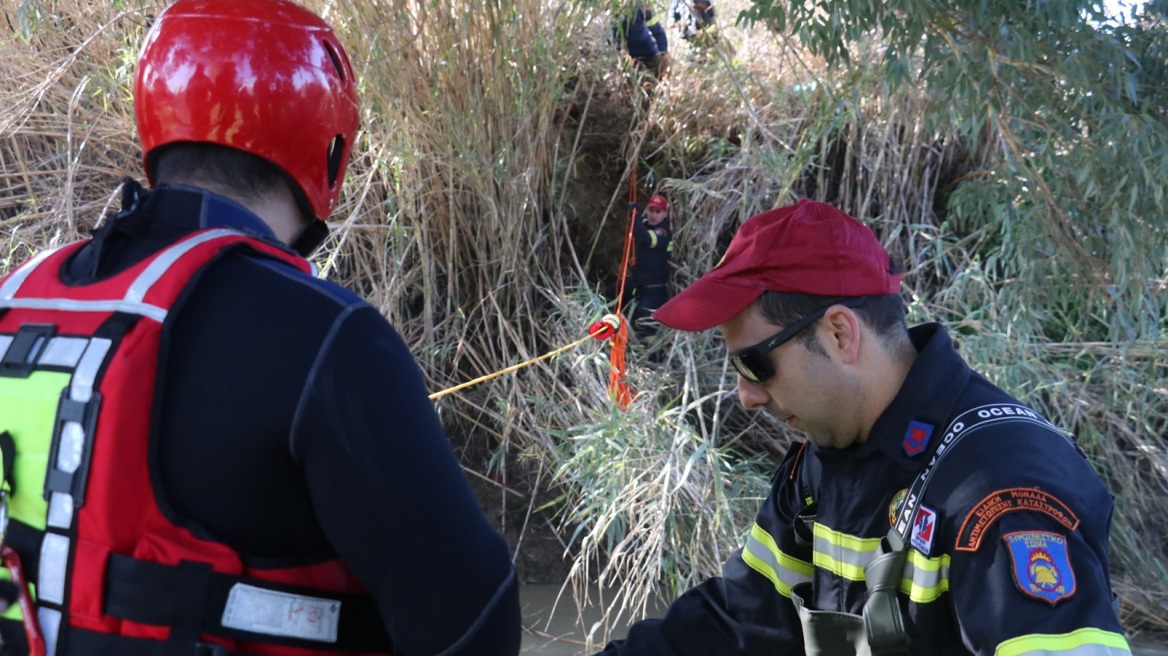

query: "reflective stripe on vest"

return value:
[0, 229, 246, 323]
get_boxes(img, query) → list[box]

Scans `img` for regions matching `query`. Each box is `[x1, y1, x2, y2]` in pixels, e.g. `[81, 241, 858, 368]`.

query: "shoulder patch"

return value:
[888, 488, 908, 527]
[910, 505, 938, 554]
[956, 488, 1080, 552]
[1004, 531, 1076, 605]
[902, 420, 934, 457]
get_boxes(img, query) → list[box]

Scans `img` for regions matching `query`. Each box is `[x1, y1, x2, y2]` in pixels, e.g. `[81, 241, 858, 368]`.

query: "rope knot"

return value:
[587, 314, 622, 340]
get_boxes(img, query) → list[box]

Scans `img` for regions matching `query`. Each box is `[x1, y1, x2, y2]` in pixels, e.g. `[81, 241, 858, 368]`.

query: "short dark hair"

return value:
[150, 142, 314, 221]
[754, 291, 908, 355]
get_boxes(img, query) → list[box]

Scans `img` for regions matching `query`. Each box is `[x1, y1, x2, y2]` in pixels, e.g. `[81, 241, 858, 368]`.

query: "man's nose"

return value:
[736, 375, 770, 410]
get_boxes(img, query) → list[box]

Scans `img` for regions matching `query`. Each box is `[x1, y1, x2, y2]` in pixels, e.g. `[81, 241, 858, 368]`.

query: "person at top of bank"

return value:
[614, 5, 671, 79]
[0, 1, 520, 655]
[594, 199, 1129, 655]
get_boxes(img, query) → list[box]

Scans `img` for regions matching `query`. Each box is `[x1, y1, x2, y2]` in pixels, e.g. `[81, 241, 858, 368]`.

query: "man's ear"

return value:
[822, 305, 861, 365]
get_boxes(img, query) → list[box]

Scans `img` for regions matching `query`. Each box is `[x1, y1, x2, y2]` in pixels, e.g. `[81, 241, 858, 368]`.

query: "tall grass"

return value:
[3, 0, 1166, 641]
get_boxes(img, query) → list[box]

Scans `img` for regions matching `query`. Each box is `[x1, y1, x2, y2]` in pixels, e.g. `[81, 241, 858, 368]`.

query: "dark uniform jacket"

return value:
[599, 324, 1129, 655]
[630, 212, 672, 290]
[7, 181, 522, 656]
[614, 7, 668, 63]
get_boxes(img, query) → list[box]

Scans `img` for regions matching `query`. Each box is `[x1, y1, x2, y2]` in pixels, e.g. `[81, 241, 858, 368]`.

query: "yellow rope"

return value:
[428, 333, 597, 401]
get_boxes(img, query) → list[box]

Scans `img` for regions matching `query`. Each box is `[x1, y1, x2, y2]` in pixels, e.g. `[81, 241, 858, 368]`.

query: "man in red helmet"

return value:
[0, 1, 520, 656]
[627, 193, 673, 342]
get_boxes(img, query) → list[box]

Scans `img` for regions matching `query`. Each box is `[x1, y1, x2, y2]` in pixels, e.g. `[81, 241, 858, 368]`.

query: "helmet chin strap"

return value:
[291, 221, 329, 257]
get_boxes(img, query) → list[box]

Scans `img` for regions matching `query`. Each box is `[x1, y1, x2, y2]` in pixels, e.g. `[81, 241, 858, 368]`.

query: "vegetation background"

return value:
[2, 0, 1166, 647]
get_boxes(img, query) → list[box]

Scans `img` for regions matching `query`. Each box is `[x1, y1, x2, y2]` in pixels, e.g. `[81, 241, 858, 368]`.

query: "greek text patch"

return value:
[956, 488, 1079, 552]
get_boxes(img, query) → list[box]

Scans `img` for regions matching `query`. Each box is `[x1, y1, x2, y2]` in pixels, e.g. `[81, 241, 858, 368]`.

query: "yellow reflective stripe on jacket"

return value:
[902, 548, 950, 603]
[648, 230, 658, 248]
[994, 627, 1131, 655]
[742, 523, 812, 597]
[812, 523, 878, 581]
[812, 523, 951, 603]
[645, 12, 660, 26]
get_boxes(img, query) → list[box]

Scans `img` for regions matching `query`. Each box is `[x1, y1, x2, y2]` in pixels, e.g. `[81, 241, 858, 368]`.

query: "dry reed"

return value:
[3, 0, 1165, 642]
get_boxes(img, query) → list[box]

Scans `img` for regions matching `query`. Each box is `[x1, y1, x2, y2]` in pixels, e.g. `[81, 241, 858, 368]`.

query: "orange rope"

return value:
[608, 166, 638, 409]
[430, 167, 640, 409]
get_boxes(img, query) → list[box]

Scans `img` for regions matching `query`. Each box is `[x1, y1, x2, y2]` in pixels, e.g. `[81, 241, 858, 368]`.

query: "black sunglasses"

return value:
[729, 297, 868, 384]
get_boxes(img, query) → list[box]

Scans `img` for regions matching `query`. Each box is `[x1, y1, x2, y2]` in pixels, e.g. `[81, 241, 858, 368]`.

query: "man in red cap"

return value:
[627, 193, 674, 343]
[595, 199, 1127, 654]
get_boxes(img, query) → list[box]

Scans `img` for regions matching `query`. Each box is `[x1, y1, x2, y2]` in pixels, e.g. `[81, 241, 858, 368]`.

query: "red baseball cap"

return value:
[653, 199, 901, 331]
[646, 194, 668, 212]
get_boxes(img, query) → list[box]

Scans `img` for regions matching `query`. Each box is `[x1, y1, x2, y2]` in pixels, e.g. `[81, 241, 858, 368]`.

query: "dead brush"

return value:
[3, 0, 1166, 642]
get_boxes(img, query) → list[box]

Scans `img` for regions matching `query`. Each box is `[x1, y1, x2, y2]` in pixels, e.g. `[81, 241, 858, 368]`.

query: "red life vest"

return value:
[0, 229, 391, 656]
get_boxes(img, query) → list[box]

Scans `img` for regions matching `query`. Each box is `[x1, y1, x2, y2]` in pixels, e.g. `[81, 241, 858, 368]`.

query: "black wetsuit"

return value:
[22, 181, 522, 656]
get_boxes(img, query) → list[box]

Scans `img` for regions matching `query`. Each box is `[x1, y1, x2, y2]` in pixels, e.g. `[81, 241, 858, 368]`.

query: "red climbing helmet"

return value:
[134, 0, 359, 220]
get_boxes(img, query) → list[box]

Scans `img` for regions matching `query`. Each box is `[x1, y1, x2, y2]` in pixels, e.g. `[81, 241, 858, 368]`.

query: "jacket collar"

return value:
[814, 323, 972, 471]
[864, 323, 972, 470]
[134, 182, 278, 239]
[64, 180, 285, 282]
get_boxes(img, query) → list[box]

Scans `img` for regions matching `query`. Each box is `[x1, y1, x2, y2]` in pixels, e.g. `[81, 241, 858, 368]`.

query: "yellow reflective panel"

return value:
[0, 370, 73, 531]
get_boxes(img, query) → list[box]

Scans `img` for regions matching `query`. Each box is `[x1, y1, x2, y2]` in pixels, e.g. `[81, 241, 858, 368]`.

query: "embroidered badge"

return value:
[1004, 531, 1076, 605]
[956, 488, 1080, 552]
[902, 420, 934, 457]
[888, 488, 908, 526]
[910, 505, 937, 554]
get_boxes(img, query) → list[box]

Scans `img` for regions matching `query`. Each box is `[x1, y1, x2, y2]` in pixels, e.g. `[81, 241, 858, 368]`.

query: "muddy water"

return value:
[520, 583, 664, 655]
[518, 584, 1168, 655]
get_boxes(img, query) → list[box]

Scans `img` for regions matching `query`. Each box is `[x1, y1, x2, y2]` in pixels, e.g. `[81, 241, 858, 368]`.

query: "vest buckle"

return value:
[194, 642, 228, 656]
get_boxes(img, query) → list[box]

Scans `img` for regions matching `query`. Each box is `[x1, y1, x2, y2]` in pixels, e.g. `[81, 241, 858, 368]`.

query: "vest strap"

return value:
[103, 554, 391, 652]
[62, 626, 251, 656]
[861, 533, 909, 656]
[864, 404, 1073, 656]
[793, 502, 817, 550]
